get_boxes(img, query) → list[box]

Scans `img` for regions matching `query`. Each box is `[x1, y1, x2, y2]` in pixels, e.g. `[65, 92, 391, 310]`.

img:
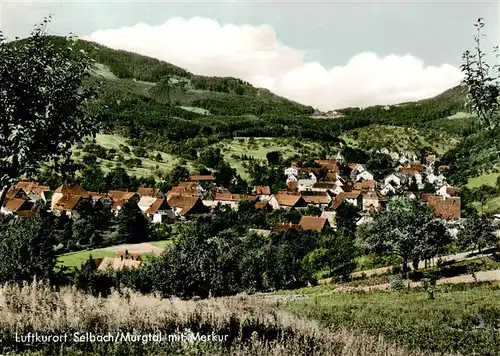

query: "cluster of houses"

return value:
[1, 151, 461, 235]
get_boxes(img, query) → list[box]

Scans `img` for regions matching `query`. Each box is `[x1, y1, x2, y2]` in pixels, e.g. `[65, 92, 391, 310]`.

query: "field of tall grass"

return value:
[284, 283, 500, 356]
[0, 282, 452, 356]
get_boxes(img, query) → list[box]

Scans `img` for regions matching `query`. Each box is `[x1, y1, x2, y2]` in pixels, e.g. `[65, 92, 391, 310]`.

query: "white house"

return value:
[298, 179, 316, 192]
[384, 173, 402, 188]
[284, 166, 299, 177]
[414, 172, 423, 186]
[144, 198, 174, 223]
[321, 211, 336, 228]
[426, 173, 438, 184]
[380, 183, 396, 196]
[356, 170, 374, 182]
[138, 196, 158, 213]
[389, 152, 400, 161]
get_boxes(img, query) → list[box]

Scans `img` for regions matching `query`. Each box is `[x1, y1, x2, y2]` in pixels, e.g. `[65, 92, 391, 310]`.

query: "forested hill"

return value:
[45, 36, 315, 117]
[32, 36, 473, 160]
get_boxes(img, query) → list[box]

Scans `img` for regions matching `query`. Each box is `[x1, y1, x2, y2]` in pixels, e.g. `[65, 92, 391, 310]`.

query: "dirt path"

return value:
[102, 242, 164, 255]
[319, 249, 493, 285]
[335, 269, 500, 293]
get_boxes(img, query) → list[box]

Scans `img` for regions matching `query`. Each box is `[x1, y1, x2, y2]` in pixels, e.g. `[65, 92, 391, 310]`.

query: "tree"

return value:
[79, 165, 105, 192]
[214, 161, 236, 188]
[169, 166, 190, 185]
[0, 19, 99, 207]
[461, 18, 500, 131]
[335, 202, 361, 237]
[116, 198, 151, 244]
[266, 151, 281, 165]
[357, 197, 451, 278]
[457, 212, 498, 253]
[473, 184, 498, 214]
[366, 152, 396, 180]
[198, 147, 223, 168]
[0, 203, 58, 283]
[155, 153, 163, 162]
[306, 231, 357, 279]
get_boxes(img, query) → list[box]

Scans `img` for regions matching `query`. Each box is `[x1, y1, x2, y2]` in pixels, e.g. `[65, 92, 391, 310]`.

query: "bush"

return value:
[389, 275, 404, 291]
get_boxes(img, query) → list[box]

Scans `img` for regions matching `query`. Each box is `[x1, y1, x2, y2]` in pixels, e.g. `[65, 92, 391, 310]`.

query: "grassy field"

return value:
[284, 283, 500, 356]
[0, 282, 444, 356]
[57, 249, 115, 268]
[467, 172, 500, 189]
[149, 240, 172, 248]
[215, 137, 324, 180]
[72, 134, 197, 177]
[75, 134, 324, 181]
[341, 125, 459, 155]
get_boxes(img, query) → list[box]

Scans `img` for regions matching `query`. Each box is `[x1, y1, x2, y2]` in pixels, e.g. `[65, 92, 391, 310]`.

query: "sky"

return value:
[1, 0, 499, 110]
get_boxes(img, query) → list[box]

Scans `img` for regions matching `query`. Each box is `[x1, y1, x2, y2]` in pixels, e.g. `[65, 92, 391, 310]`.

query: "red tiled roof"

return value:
[168, 196, 208, 216]
[4, 198, 27, 212]
[299, 216, 329, 231]
[13, 181, 49, 196]
[426, 154, 436, 162]
[272, 194, 307, 207]
[214, 193, 257, 202]
[341, 190, 361, 199]
[137, 187, 161, 197]
[302, 194, 330, 205]
[354, 180, 376, 191]
[5, 187, 23, 200]
[331, 190, 362, 210]
[254, 201, 272, 210]
[253, 186, 271, 195]
[53, 195, 84, 212]
[145, 198, 170, 215]
[425, 196, 461, 220]
[54, 185, 90, 198]
[108, 191, 137, 201]
[30, 185, 50, 196]
[189, 174, 214, 181]
[398, 168, 419, 175]
[278, 190, 300, 195]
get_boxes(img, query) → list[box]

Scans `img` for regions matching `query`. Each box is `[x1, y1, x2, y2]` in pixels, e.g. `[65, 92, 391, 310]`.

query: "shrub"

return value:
[389, 275, 404, 291]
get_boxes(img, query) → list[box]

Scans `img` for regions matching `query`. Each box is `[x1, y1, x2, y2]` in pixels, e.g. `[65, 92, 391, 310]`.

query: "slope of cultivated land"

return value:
[340, 125, 459, 154]
[72, 134, 197, 177]
[57, 240, 171, 268]
[214, 137, 325, 180]
[57, 249, 115, 268]
[284, 283, 500, 356]
[0, 282, 455, 356]
[467, 172, 500, 189]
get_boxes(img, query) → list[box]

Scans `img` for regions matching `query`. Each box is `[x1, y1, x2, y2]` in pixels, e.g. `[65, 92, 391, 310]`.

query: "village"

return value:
[1, 150, 461, 236]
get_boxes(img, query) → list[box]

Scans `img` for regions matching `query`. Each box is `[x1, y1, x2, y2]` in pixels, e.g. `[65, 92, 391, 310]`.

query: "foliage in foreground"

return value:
[0, 281, 453, 356]
[285, 283, 500, 356]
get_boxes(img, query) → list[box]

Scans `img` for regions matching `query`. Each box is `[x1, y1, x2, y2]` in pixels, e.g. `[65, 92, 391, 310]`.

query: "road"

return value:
[336, 269, 500, 293]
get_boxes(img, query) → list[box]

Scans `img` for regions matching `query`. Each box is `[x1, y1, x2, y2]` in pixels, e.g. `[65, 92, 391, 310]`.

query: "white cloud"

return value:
[83, 17, 464, 111]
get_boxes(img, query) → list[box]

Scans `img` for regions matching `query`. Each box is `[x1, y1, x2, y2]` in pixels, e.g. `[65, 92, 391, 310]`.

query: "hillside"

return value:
[63, 37, 316, 117]
[33, 36, 486, 175]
